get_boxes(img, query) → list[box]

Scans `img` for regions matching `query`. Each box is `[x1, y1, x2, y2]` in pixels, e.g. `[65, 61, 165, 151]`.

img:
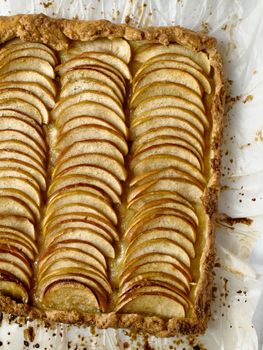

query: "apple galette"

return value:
[0, 14, 224, 336]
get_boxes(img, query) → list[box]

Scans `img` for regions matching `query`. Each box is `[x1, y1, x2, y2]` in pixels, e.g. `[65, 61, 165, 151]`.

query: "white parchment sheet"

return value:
[0, 0, 263, 349]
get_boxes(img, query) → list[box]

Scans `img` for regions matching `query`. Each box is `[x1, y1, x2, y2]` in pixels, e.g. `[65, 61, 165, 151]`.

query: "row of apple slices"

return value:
[116, 43, 210, 318]
[0, 40, 57, 303]
[37, 43, 131, 312]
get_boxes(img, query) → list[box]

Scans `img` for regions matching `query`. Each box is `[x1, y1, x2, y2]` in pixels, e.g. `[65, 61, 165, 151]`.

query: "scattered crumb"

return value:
[243, 95, 253, 103]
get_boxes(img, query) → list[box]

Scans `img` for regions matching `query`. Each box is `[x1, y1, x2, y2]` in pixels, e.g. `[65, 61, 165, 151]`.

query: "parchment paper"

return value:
[0, 0, 262, 349]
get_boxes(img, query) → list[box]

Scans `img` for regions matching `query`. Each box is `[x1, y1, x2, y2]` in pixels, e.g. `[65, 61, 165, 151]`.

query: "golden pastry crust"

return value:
[0, 14, 225, 337]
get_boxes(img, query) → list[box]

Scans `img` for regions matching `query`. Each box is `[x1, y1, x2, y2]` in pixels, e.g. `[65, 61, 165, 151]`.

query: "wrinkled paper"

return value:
[0, 0, 263, 349]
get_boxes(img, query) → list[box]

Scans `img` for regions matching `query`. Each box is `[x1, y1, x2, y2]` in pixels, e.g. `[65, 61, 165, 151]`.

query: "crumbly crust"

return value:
[0, 14, 225, 337]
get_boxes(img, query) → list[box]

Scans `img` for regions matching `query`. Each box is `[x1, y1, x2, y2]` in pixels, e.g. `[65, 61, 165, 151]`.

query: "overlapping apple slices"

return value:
[116, 43, 211, 318]
[37, 39, 130, 312]
[0, 40, 57, 303]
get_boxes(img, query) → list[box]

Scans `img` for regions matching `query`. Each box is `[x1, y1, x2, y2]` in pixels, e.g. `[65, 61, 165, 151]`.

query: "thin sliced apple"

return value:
[0, 215, 35, 239]
[127, 227, 195, 259]
[119, 261, 191, 289]
[0, 109, 43, 130]
[134, 61, 211, 93]
[56, 164, 122, 196]
[0, 70, 56, 96]
[125, 238, 191, 267]
[0, 274, 28, 303]
[57, 140, 124, 164]
[48, 175, 120, 204]
[0, 246, 32, 277]
[60, 78, 122, 103]
[0, 48, 57, 67]
[0, 196, 35, 222]
[115, 292, 185, 318]
[42, 281, 100, 312]
[59, 115, 117, 135]
[56, 125, 128, 155]
[52, 91, 125, 121]
[0, 89, 49, 124]
[125, 213, 196, 243]
[38, 247, 106, 277]
[0, 98, 42, 124]
[46, 240, 107, 270]
[130, 144, 203, 171]
[53, 153, 127, 181]
[131, 155, 205, 186]
[145, 53, 203, 71]
[0, 234, 36, 260]
[0, 57, 55, 79]
[55, 101, 128, 138]
[60, 69, 124, 103]
[131, 126, 204, 158]
[46, 190, 117, 225]
[130, 81, 204, 111]
[0, 259, 30, 289]
[134, 44, 210, 74]
[0, 160, 46, 191]
[44, 228, 115, 258]
[133, 68, 202, 96]
[0, 82, 55, 108]
[0, 42, 58, 65]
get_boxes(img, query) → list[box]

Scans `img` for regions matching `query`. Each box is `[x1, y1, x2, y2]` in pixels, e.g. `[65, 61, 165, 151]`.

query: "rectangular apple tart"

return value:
[0, 14, 224, 336]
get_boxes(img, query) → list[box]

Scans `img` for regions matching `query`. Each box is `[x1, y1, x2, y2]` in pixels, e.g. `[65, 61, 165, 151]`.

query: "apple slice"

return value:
[119, 261, 191, 289]
[46, 190, 118, 225]
[131, 197, 198, 225]
[115, 292, 186, 318]
[0, 215, 35, 239]
[0, 57, 55, 79]
[0, 160, 46, 191]
[44, 218, 117, 243]
[52, 91, 125, 121]
[59, 116, 117, 135]
[0, 259, 31, 289]
[55, 101, 128, 137]
[130, 144, 203, 171]
[128, 177, 204, 204]
[48, 175, 120, 204]
[53, 153, 127, 181]
[0, 273, 29, 303]
[0, 234, 36, 261]
[38, 273, 107, 311]
[0, 226, 37, 252]
[0, 130, 46, 160]
[0, 116, 46, 150]
[0, 70, 56, 96]
[42, 281, 100, 312]
[134, 44, 210, 74]
[56, 164, 122, 196]
[131, 126, 204, 158]
[0, 196, 35, 222]
[131, 107, 206, 135]
[133, 68, 202, 96]
[130, 81, 204, 111]
[0, 246, 32, 277]
[134, 61, 211, 93]
[0, 89, 49, 124]
[78, 52, 131, 80]
[60, 38, 131, 64]
[44, 227, 115, 259]
[142, 53, 203, 71]
[132, 96, 207, 127]
[56, 125, 128, 155]
[132, 135, 203, 162]
[60, 69, 124, 103]
[125, 214, 196, 243]
[0, 82, 55, 108]
[0, 42, 58, 65]
[0, 98, 42, 124]
[0, 109, 43, 129]
[60, 78, 122, 103]
[46, 240, 107, 270]
[120, 271, 189, 295]
[0, 48, 57, 67]
[124, 238, 191, 268]
[127, 227, 195, 259]
[57, 140, 124, 164]
[38, 247, 106, 277]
